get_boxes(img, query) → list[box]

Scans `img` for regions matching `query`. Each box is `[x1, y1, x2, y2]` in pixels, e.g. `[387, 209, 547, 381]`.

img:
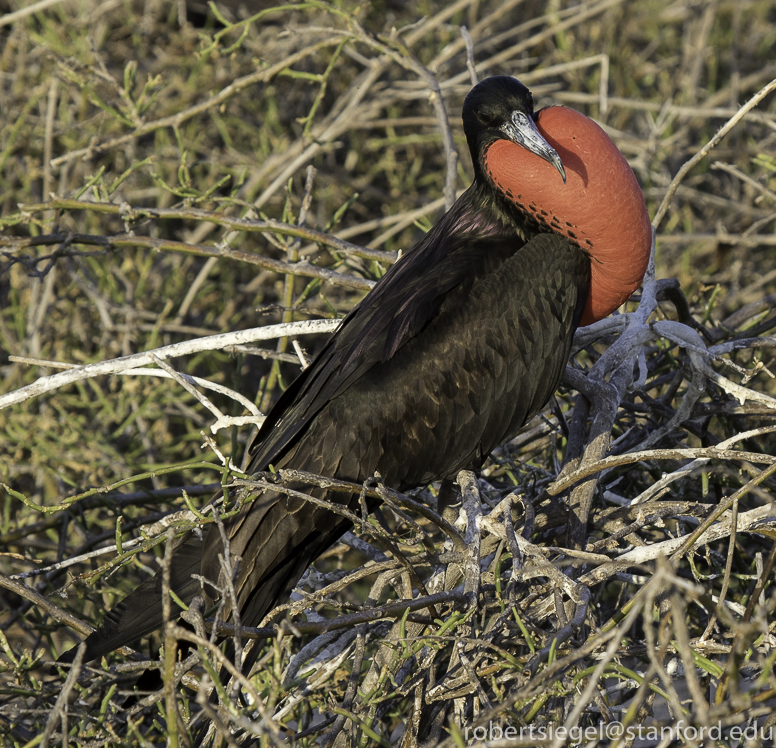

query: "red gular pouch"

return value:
[484, 105, 652, 326]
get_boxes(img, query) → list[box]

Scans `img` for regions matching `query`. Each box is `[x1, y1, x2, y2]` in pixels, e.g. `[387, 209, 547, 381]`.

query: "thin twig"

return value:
[652, 76, 776, 229]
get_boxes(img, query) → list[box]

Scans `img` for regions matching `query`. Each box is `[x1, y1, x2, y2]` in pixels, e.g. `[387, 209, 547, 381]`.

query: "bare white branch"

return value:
[1, 319, 340, 411]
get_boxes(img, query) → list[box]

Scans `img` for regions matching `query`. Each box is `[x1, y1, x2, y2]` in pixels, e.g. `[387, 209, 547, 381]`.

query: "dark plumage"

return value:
[61, 76, 650, 673]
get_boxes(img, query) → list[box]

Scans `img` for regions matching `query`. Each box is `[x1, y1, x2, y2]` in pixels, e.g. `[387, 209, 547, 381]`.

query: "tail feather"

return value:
[58, 533, 203, 664]
[58, 414, 369, 699]
[204, 482, 355, 629]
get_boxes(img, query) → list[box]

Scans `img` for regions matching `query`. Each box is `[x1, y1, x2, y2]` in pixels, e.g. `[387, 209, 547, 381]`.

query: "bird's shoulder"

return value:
[246, 188, 532, 472]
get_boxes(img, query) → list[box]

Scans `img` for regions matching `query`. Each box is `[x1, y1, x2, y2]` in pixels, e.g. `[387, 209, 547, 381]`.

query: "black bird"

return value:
[62, 76, 650, 669]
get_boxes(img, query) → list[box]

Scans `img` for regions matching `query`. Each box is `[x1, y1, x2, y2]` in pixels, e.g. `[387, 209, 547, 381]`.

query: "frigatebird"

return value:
[60, 76, 651, 679]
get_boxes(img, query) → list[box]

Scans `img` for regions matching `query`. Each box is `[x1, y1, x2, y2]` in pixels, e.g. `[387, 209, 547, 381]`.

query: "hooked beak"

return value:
[501, 111, 566, 184]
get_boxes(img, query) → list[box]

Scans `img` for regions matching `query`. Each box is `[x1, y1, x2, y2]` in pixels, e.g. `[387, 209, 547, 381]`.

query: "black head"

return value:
[462, 76, 565, 184]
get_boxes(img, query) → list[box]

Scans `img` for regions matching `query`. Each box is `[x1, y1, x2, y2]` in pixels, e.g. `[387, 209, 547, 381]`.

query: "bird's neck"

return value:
[460, 177, 545, 243]
[404, 178, 554, 267]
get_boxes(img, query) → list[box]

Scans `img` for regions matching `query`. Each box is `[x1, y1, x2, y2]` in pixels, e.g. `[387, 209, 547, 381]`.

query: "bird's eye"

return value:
[477, 109, 499, 126]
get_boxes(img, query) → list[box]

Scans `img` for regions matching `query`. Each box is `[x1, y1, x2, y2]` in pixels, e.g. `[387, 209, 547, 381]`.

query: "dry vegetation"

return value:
[2, 0, 776, 745]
